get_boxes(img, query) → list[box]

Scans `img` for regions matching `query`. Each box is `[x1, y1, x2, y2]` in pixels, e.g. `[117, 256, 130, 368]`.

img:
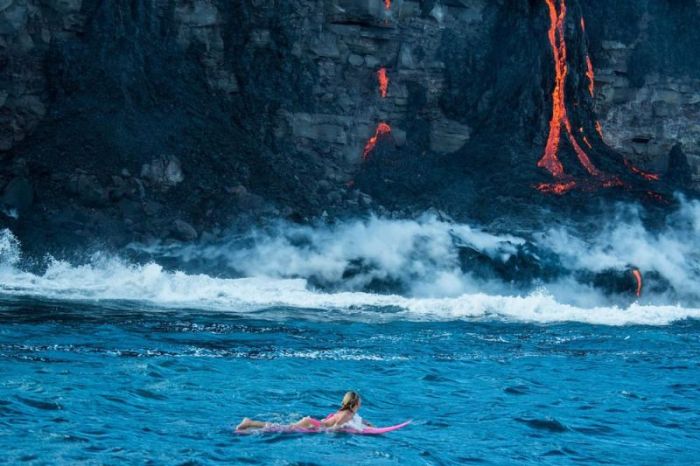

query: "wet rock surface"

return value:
[0, 0, 698, 254]
[586, 1, 700, 186]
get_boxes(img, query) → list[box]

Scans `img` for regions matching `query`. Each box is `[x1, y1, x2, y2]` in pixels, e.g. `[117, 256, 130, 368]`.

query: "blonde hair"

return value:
[340, 391, 361, 411]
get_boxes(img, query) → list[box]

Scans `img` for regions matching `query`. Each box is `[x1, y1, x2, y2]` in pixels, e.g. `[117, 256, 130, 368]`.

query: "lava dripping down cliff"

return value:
[0, 0, 696, 255]
[534, 0, 666, 200]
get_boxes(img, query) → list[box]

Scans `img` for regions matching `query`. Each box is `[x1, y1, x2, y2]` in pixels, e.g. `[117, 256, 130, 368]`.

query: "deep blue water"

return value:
[1, 298, 700, 465]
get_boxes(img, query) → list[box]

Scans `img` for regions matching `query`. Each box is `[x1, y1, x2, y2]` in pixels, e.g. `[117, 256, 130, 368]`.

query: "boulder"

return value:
[430, 118, 471, 154]
[172, 219, 198, 242]
[140, 155, 184, 188]
[236, 191, 266, 212]
[69, 173, 109, 207]
[310, 32, 340, 58]
[287, 112, 351, 145]
[348, 54, 364, 66]
[1, 177, 33, 215]
[667, 145, 694, 188]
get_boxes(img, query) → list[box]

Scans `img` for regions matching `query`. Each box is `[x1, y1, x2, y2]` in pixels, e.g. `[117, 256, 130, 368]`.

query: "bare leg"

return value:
[236, 417, 269, 431]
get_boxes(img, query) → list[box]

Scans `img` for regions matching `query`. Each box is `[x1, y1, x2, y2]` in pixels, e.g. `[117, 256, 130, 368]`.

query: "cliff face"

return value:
[1, 0, 699, 252]
[586, 1, 700, 186]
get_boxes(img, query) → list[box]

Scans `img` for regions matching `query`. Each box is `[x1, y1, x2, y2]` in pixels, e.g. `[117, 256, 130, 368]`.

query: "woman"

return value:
[236, 391, 373, 431]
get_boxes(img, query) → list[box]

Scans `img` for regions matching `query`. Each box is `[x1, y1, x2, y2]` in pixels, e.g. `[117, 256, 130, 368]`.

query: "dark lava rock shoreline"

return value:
[1, 0, 699, 257]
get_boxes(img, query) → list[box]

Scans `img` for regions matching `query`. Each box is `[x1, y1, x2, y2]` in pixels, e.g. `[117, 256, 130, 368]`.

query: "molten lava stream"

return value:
[539, 0, 605, 181]
[623, 159, 660, 181]
[631, 268, 643, 297]
[377, 68, 389, 98]
[535, 181, 577, 195]
[384, 0, 391, 10]
[585, 56, 595, 97]
[645, 191, 669, 204]
[363, 122, 392, 160]
[581, 18, 595, 97]
[538, 0, 567, 178]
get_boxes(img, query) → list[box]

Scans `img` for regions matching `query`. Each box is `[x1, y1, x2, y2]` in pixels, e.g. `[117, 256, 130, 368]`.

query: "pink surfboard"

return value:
[235, 420, 411, 435]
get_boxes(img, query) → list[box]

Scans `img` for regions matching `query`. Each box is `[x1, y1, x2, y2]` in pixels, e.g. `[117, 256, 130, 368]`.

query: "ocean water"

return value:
[1, 298, 700, 465]
[1, 204, 700, 464]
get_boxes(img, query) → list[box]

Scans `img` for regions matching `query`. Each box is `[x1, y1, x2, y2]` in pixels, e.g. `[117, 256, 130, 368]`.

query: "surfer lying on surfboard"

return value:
[236, 391, 372, 432]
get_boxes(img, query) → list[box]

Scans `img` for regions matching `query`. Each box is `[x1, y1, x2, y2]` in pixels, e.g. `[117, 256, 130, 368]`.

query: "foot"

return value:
[236, 417, 252, 431]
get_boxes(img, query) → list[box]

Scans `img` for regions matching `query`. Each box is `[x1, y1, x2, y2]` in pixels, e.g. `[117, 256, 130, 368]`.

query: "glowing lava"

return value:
[538, 0, 567, 178]
[595, 121, 604, 138]
[384, 0, 391, 10]
[645, 191, 669, 204]
[539, 0, 603, 179]
[581, 18, 595, 97]
[535, 180, 577, 195]
[377, 68, 389, 98]
[624, 160, 661, 181]
[601, 176, 624, 189]
[363, 122, 392, 160]
[585, 56, 595, 96]
[538, 6, 658, 196]
[631, 268, 643, 297]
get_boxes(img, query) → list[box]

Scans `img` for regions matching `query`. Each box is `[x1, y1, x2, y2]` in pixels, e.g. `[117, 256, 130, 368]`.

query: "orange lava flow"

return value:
[583, 135, 592, 148]
[631, 268, 643, 297]
[646, 191, 669, 204]
[535, 180, 577, 195]
[585, 55, 595, 96]
[595, 121, 604, 138]
[539, 0, 567, 178]
[624, 159, 661, 181]
[601, 176, 624, 189]
[384, 0, 391, 10]
[581, 18, 595, 96]
[363, 122, 392, 160]
[377, 68, 389, 98]
[539, 0, 603, 179]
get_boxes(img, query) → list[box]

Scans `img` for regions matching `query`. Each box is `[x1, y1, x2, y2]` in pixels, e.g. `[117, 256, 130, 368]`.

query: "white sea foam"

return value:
[537, 199, 700, 301]
[140, 198, 700, 306]
[156, 214, 525, 298]
[1, 198, 699, 326]
[0, 228, 699, 326]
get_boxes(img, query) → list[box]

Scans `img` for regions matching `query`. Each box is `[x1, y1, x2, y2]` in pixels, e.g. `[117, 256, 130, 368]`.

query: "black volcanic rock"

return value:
[667, 144, 693, 189]
[2, 177, 33, 215]
[0, 0, 698, 254]
[172, 219, 198, 242]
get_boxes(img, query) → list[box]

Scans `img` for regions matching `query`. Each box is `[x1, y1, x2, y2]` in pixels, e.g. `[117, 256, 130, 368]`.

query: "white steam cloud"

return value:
[0, 197, 699, 326]
[539, 198, 700, 302]
[162, 215, 525, 298]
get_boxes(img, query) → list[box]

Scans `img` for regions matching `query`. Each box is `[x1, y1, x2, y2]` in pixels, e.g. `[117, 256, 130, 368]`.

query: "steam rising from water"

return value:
[196, 216, 524, 298]
[1, 198, 699, 326]
[538, 199, 700, 301]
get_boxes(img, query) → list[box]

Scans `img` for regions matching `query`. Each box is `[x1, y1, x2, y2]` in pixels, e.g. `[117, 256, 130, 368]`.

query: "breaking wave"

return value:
[1, 198, 699, 326]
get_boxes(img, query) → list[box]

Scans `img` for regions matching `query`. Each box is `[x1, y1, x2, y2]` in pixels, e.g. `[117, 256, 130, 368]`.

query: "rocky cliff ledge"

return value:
[588, 1, 700, 185]
[1, 0, 699, 253]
